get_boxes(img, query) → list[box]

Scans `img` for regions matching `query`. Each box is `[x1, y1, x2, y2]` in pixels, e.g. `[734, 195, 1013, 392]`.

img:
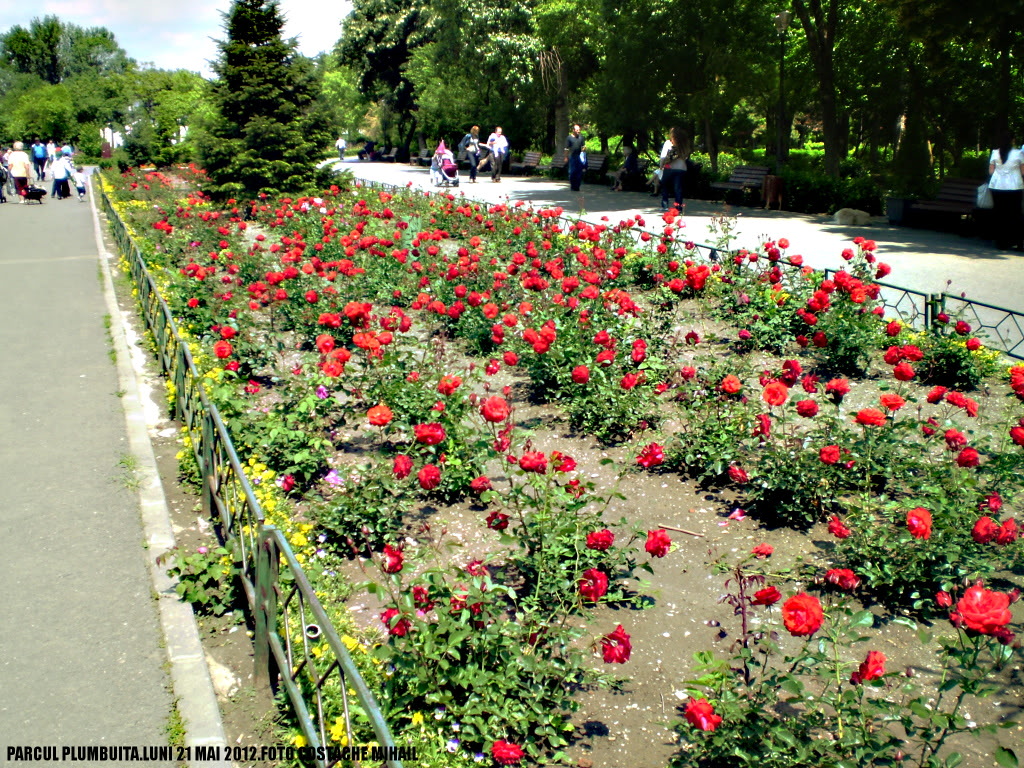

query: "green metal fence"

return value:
[101, 190, 401, 768]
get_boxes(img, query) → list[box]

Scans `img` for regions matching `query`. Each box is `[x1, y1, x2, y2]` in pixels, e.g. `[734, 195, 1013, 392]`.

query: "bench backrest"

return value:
[548, 155, 568, 168]
[587, 153, 607, 170]
[729, 165, 770, 183]
[934, 178, 984, 205]
[522, 151, 542, 165]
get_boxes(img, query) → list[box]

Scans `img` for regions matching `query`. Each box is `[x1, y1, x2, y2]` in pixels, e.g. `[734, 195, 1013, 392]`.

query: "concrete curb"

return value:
[90, 186, 233, 768]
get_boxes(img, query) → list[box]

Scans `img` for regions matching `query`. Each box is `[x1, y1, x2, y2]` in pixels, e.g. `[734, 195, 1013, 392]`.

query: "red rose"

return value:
[683, 698, 722, 732]
[587, 529, 615, 551]
[720, 375, 742, 394]
[213, 340, 233, 359]
[966, 337, 982, 351]
[1009, 426, 1024, 446]
[955, 584, 1012, 635]
[825, 568, 861, 591]
[367, 403, 393, 426]
[518, 451, 548, 474]
[471, 475, 493, 494]
[636, 442, 665, 469]
[893, 362, 915, 381]
[761, 381, 789, 407]
[956, 447, 980, 467]
[417, 463, 441, 490]
[485, 509, 508, 530]
[828, 514, 852, 538]
[382, 544, 404, 573]
[879, 393, 905, 411]
[972, 516, 999, 544]
[825, 378, 851, 402]
[782, 592, 824, 637]
[820, 445, 841, 465]
[728, 464, 750, 484]
[752, 586, 782, 606]
[502, 351, 518, 366]
[392, 454, 413, 479]
[855, 408, 887, 427]
[480, 396, 510, 423]
[796, 399, 819, 418]
[645, 529, 672, 557]
[850, 650, 886, 684]
[571, 365, 590, 384]
[380, 608, 410, 636]
[926, 386, 947, 404]
[620, 372, 640, 390]
[936, 590, 953, 608]
[996, 518, 1019, 545]
[490, 740, 524, 766]
[601, 624, 632, 663]
[413, 422, 446, 445]
[579, 568, 609, 602]
[944, 429, 967, 451]
[906, 507, 932, 540]
[752, 543, 774, 558]
[437, 375, 462, 396]
[955, 320, 971, 335]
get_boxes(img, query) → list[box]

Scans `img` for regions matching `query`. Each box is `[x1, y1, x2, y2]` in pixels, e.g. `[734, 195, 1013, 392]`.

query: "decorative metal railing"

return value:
[101, 190, 401, 768]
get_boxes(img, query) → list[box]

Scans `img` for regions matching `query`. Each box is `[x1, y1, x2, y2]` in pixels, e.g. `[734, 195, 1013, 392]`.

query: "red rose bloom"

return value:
[936, 590, 953, 608]
[825, 378, 851, 401]
[752, 586, 782, 606]
[728, 464, 750, 484]
[213, 340, 233, 359]
[485, 510, 509, 530]
[571, 365, 590, 384]
[601, 624, 632, 663]
[972, 516, 999, 544]
[828, 514, 852, 538]
[956, 447, 980, 467]
[683, 698, 722, 732]
[955, 584, 1013, 635]
[796, 399, 819, 418]
[636, 442, 665, 468]
[437, 374, 462, 396]
[855, 408, 887, 427]
[579, 568, 609, 602]
[944, 429, 967, 450]
[645, 529, 672, 557]
[587, 529, 615, 551]
[414, 423, 446, 445]
[620, 372, 640, 390]
[893, 362, 916, 381]
[1010, 426, 1024, 446]
[470, 475, 492, 494]
[417, 464, 442, 490]
[926, 386, 948, 404]
[480, 396, 510, 423]
[392, 454, 413, 479]
[851, 650, 886, 685]
[752, 543, 774, 558]
[879, 393, 905, 411]
[996, 518, 1019, 546]
[825, 568, 861, 591]
[518, 451, 548, 473]
[820, 445, 841, 465]
[491, 740, 524, 766]
[761, 381, 789, 407]
[906, 507, 932, 540]
[720, 374, 742, 394]
[367, 403, 393, 426]
[380, 608, 411, 636]
[782, 592, 824, 637]
[382, 544, 404, 573]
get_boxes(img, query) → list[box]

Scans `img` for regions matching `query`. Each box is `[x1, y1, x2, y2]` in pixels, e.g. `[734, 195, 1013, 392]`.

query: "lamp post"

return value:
[774, 10, 792, 169]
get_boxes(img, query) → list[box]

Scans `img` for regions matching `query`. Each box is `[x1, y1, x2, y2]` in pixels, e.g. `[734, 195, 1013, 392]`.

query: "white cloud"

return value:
[3, 0, 352, 77]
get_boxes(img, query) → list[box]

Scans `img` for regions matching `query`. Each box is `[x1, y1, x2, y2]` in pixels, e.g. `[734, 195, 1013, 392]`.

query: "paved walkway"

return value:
[0, 190, 179, 761]
[340, 159, 1024, 313]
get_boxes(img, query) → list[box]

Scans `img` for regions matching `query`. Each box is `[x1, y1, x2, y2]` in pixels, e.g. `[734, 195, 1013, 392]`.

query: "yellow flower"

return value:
[329, 717, 348, 745]
[411, 712, 424, 727]
[290, 733, 308, 748]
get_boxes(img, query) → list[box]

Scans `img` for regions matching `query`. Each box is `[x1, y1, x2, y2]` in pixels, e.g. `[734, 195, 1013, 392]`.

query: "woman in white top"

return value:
[659, 126, 691, 211]
[988, 132, 1024, 250]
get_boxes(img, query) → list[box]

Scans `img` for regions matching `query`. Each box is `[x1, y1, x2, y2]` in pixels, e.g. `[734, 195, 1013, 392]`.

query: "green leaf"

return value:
[995, 747, 1020, 768]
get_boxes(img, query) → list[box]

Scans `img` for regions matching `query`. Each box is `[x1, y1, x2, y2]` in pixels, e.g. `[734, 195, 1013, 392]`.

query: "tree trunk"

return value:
[553, 54, 570, 157]
[792, 0, 841, 177]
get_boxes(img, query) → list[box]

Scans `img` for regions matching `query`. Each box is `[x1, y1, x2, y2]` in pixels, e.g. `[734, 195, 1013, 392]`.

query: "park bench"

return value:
[510, 151, 543, 175]
[377, 147, 398, 162]
[415, 149, 433, 167]
[583, 153, 608, 184]
[905, 177, 987, 233]
[710, 165, 770, 203]
[606, 158, 650, 192]
[540, 155, 568, 175]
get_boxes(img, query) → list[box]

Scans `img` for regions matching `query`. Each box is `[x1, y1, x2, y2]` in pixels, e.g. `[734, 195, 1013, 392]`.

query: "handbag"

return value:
[977, 183, 994, 210]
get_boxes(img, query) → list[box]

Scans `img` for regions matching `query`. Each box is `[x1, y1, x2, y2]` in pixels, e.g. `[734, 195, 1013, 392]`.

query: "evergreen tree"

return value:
[199, 0, 329, 199]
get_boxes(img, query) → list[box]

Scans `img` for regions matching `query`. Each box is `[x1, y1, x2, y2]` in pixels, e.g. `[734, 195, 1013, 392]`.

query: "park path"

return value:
[0, 190, 176, 760]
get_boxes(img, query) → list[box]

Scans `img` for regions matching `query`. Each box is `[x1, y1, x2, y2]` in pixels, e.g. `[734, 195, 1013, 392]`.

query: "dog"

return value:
[833, 207, 871, 226]
[23, 186, 47, 204]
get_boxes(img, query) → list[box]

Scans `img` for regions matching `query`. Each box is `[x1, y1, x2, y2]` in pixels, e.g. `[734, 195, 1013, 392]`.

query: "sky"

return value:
[4, 0, 354, 77]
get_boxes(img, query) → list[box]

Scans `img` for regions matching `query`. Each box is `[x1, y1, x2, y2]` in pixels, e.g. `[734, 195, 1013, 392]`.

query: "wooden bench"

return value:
[540, 155, 568, 175]
[583, 153, 607, 184]
[607, 158, 650, 192]
[710, 165, 770, 202]
[415, 149, 433, 167]
[377, 147, 398, 163]
[510, 151, 542, 175]
[909, 178, 982, 217]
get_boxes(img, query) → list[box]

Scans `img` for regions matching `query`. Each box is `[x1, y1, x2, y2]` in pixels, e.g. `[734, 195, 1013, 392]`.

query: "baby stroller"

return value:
[430, 141, 459, 187]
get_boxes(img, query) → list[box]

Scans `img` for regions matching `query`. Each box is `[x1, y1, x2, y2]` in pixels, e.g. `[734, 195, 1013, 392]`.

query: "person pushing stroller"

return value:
[430, 141, 459, 187]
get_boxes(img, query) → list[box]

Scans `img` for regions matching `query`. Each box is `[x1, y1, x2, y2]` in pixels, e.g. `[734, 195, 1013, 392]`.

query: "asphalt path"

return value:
[338, 158, 1024, 314]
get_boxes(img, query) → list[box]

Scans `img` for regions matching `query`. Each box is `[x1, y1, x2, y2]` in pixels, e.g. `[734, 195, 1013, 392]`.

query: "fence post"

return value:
[253, 530, 277, 687]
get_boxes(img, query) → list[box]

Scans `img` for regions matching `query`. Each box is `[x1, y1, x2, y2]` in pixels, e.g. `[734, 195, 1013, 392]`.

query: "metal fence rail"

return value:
[355, 177, 1023, 359]
[101, 190, 401, 768]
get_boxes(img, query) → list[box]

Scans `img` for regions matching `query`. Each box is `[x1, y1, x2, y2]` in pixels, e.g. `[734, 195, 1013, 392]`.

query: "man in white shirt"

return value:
[487, 127, 508, 182]
[335, 136, 347, 160]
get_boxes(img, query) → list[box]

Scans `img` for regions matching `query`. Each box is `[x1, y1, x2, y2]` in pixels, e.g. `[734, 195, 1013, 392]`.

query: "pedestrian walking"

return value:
[335, 136, 347, 160]
[565, 124, 587, 192]
[487, 127, 508, 182]
[459, 126, 481, 182]
[73, 167, 88, 202]
[659, 126, 691, 211]
[988, 131, 1024, 250]
[8, 142, 32, 202]
[30, 139, 47, 181]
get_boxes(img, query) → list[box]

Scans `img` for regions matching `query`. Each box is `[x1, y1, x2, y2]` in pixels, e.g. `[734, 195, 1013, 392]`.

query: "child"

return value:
[73, 167, 87, 201]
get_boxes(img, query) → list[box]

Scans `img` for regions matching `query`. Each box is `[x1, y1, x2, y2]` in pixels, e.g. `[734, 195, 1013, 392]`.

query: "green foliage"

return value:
[160, 545, 239, 615]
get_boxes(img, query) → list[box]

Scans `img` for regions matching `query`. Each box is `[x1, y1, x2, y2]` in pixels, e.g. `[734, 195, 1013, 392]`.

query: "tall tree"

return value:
[198, 0, 328, 198]
[791, 0, 843, 177]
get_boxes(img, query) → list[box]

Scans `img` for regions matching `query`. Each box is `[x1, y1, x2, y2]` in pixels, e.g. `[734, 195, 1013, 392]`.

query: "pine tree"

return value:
[198, 0, 329, 199]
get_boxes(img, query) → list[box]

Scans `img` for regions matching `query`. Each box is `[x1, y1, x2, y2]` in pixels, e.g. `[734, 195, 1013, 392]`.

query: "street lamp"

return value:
[774, 10, 793, 169]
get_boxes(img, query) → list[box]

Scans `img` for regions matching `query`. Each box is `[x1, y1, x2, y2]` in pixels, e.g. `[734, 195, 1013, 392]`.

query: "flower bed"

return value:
[103, 167, 1023, 768]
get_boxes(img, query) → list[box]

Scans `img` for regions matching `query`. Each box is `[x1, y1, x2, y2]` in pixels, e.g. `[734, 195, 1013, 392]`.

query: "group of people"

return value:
[458, 126, 508, 182]
[1, 138, 87, 203]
